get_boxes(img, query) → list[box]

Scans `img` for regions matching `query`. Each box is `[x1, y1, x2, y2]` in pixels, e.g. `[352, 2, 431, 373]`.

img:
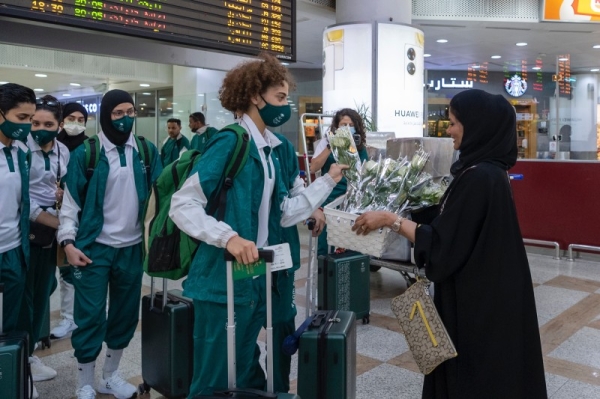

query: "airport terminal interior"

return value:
[2, 0, 600, 398]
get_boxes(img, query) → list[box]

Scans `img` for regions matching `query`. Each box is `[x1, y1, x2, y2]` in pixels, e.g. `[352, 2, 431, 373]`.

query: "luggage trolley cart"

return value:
[299, 113, 333, 185]
[369, 258, 426, 287]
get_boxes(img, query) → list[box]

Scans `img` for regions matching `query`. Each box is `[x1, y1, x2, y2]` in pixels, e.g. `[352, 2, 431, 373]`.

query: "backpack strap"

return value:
[83, 135, 100, 181]
[206, 124, 250, 221]
[135, 135, 152, 190]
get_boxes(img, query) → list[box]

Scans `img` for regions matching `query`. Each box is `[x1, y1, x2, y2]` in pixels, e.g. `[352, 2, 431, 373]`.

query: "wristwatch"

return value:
[60, 239, 75, 248]
[326, 144, 331, 150]
[391, 216, 404, 232]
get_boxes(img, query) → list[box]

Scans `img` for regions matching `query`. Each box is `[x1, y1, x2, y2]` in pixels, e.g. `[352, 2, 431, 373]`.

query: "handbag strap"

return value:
[56, 140, 61, 184]
[439, 165, 477, 215]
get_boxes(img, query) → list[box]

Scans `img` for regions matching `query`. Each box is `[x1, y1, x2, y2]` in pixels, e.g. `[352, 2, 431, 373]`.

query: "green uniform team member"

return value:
[160, 117, 189, 166]
[309, 108, 369, 256]
[0, 83, 36, 397]
[169, 53, 346, 397]
[189, 111, 218, 154]
[257, 131, 327, 392]
[52, 102, 89, 339]
[58, 89, 162, 399]
[18, 95, 70, 392]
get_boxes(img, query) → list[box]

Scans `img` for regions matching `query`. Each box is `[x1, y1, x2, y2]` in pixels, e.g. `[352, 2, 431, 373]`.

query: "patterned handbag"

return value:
[391, 278, 457, 374]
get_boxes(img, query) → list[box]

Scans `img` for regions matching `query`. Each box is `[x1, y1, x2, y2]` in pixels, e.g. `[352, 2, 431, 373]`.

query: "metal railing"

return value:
[522, 238, 561, 260]
[567, 244, 600, 262]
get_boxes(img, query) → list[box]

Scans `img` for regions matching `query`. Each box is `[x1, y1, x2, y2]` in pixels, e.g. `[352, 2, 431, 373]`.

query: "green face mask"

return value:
[112, 115, 135, 133]
[257, 96, 291, 127]
[31, 129, 59, 146]
[0, 111, 31, 142]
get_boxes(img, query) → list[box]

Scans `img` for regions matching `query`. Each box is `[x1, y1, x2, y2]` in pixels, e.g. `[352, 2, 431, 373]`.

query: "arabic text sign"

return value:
[0, 0, 296, 61]
[428, 78, 474, 91]
[542, 0, 600, 22]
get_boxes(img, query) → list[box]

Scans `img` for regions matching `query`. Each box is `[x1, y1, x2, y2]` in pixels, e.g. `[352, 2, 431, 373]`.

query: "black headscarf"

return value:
[449, 89, 517, 176]
[57, 102, 89, 151]
[100, 89, 134, 147]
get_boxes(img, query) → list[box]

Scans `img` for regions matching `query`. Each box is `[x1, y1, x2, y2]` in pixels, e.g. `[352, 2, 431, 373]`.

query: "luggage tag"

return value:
[231, 243, 293, 280]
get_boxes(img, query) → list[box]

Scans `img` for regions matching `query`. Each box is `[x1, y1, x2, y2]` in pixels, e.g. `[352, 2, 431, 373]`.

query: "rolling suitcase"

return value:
[0, 283, 32, 399]
[297, 309, 357, 399]
[139, 278, 194, 398]
[196, 250, 300, 399]
[318, 250, 371, 324]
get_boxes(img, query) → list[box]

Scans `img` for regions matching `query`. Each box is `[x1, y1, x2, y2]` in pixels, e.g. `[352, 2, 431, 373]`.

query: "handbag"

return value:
[390, 278, 457, 374]
[29, 221, 56, 247]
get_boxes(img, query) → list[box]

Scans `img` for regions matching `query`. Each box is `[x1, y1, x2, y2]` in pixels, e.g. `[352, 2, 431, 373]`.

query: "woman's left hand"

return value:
[352, 211, 395, 235]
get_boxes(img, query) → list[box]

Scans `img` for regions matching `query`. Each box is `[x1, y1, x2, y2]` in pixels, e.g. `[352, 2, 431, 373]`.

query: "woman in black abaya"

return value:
[353, 89, 547, 399]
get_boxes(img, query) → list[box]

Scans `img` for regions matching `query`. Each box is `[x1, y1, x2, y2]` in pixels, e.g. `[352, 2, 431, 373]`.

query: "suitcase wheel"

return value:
[138, 381, 150, 394]
[41, 337, 51, 349]
[362, 315, 370, 325]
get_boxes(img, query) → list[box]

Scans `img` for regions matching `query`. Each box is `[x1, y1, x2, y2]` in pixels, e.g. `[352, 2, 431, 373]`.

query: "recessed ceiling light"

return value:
[142, 92, 151, 95]
[472, 65, 481, 69]
[62, 94, 71, 97]
[70, 83, 80, 87]
[558, 57, 569, 61]
[198, 94, 204, 96]
[139, 83, 150, 87]
[423, 54, 431, 58]
[436, 39, 448, 43]
[159, 97, 166, 100]
[532, 67, 542, 70]
[35, 74, 47, 78]
[592, 68, 600, 72]
[593, 45, 600, 49]
[0, 81, 9, 84]
[516, 42, 527, 46]
[491, 55, 501, 59]
[281, 62, 289, 66]
[33, 88, 44, 92]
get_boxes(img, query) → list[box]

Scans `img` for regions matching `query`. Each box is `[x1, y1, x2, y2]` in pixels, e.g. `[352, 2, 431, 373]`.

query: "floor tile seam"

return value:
[539, 293, 600, 355]
[544, 356, 600, 387]
[543, 275, 600, 293]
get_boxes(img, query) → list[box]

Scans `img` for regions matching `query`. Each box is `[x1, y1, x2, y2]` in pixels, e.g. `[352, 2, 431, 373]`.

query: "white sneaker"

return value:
[76, 385, 97, 399]
[50, 317, 77, 339]
[30, 383, 39, 399]
[30, 355, 57, 382]
[97, 371, 137, 399]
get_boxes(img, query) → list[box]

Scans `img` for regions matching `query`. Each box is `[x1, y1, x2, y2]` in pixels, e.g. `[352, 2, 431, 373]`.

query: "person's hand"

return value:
[226, 235, 259, 265]
[327, 163, 349, 183]
[310, 208, 326, 237]
[55, 187, 64, 203]
[352, 211, 396, 235]
[64, 244, 92, 267]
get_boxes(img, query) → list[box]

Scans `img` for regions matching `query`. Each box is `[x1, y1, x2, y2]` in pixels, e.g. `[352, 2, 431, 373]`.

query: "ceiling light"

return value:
[558, 57, 569, 61]
[159, 97, 166, 100]
[593, 45, 600, 49]
[592, 68, 600, 72]
[70, 83, 80, 87]
[35, 74, 47, 78]
[142, 92, 151, 95]
[281, 62, 290, 66]
[436, 39, 448, 43]
[532, 67, 542, 70]
[516, 42, 527, 46]
[198, 94, 204, 96]
[491, 55, 501, 59]
[62, 94, 71, 97]
[33, 88, 44, 92]
[423, 54, 431, 58]
[139, 83, 150, 87]
[471, 65, 481, 69]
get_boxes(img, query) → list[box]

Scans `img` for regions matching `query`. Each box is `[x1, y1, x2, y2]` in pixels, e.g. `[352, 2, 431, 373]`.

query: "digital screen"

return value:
[0, 0, 296, 61]
[466, 62, 488, 84]
[558, 54, 571, 97]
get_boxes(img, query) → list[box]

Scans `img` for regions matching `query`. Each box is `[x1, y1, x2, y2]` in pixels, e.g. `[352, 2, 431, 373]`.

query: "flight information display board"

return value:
[0, 0, 296, 61]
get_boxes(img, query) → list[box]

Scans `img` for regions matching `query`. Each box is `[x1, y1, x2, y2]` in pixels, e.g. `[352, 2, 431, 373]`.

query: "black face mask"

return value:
[100, 89, 135, 147]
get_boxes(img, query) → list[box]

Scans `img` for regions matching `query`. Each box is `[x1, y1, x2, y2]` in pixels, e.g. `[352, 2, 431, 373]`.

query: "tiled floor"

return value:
[34, 229, 600, 399]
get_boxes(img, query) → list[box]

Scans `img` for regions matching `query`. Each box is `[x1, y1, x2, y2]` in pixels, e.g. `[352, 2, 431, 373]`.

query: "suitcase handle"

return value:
[224, 249, 274, 263]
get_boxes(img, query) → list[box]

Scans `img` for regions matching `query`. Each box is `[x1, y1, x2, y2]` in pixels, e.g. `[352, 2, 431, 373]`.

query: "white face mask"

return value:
[63, 122, 86, 136]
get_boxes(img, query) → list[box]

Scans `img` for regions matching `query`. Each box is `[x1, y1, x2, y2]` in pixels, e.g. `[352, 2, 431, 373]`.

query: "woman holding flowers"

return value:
[310, 108, 369, 256]
[353, 89, 546, 399]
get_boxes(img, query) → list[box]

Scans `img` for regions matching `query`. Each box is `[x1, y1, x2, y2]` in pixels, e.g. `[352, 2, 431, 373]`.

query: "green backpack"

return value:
[143, 124, 250, 279]
[84, 134, 153, 188]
